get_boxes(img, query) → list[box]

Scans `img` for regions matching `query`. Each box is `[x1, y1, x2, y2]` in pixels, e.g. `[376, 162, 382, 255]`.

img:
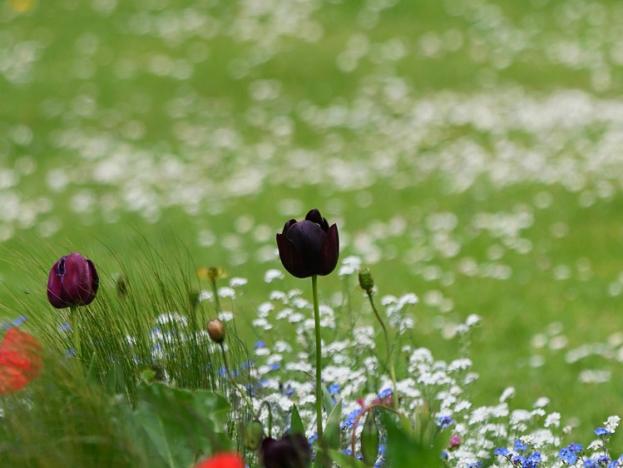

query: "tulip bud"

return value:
[358, 268, 375, 293]
[260, 434, 311, 468]
[207, 319, 225, 343]
[276, 209, 339, 279]
[244, 420, 265, 450]
[47, 253, 99, 309]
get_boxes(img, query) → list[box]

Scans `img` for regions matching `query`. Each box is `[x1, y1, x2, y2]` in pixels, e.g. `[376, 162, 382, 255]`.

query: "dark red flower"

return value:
[0, 327, 42, 394]
[260, 434, 311, 468]
[47, 252, 99, 309]
[276, 209, 339, 278]
[195, 453, 245, 468]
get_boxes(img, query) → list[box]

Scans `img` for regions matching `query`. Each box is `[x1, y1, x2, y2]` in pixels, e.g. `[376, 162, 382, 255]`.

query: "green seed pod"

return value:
[358, 268, 375, 292]
[245, 419, 264, 450]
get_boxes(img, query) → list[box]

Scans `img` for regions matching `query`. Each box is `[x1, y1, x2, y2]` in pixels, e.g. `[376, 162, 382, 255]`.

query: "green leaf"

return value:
[128, 382, 232, 467]
[361, 409, 379, 466]
[290, 404, 305, 436]
[324, 400, 342, 451]
[322, 385, 336, 413]
[380, 412, 444, 468]
[329, 450, 368, 468]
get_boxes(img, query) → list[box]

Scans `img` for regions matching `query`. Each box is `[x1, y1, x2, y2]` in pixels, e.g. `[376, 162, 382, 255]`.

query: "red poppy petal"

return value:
[0, 328, 42, 394]
[195, 452, 245, 468]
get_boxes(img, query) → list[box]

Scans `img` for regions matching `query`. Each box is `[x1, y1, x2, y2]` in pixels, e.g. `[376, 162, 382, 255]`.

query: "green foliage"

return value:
[121, 382, 232, 468]
[380, 412, 445, 468]
[329, 450, 368, 468]
[361, 410, 380, 466]
[324, 400, 343, 451]
[289, 404, 305, 436]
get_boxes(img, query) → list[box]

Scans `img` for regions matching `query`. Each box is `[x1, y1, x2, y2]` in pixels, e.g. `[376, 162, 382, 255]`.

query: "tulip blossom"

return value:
[276, 209, 339, 278]
[194, 453, 245, 468]
[47, 252, 99, 309]
[0, 327, 42, 394]
[260, 434, 311, 468]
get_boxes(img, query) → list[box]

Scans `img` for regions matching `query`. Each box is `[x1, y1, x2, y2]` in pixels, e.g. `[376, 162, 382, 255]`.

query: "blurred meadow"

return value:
[2, 0, 623, 457]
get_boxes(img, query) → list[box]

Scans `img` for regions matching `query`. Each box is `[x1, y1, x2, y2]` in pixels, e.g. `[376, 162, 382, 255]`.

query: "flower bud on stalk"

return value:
[358, 268, 375, 293]
[47, 253, 99, 309]
[207, 319, 226, 344]
[245, 420, 265, 451]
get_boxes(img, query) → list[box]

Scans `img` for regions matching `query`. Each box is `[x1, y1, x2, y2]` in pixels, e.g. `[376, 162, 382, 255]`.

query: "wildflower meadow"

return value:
[1, 0, 623, 467]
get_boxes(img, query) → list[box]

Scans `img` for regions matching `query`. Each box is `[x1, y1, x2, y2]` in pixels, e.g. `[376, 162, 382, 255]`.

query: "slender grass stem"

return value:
[219, 342, 253, 410]
[366, 291, 398, 409]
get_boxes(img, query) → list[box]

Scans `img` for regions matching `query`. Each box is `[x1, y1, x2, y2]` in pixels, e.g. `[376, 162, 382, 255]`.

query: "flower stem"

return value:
[211, 278, 221, 315]
[311, 275, 324, 446]
[366, 290, 398, 409]
[70, 306, 81, 360]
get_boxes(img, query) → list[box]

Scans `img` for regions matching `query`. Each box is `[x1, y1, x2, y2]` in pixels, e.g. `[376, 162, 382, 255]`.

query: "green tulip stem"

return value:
[69, 306, 81, 360]
[210, 277, 221, 315]
[311, 275, 325, 450]
[365, 290, 398, 409]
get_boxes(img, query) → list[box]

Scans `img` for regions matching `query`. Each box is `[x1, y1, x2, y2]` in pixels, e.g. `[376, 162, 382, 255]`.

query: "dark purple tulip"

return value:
[276, 209, 339, 278]
[47, 253, 99, 309]
[260, 434, 311, 468]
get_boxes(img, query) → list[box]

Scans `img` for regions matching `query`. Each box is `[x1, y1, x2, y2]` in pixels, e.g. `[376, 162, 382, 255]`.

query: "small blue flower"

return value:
[12, 315, 27, 327]
[595, 427, 612, 437]
[440, 450, 448, 460]
[467, 462, 482, 468]
[569, 443, 583, 453]
[494, 447, 509, 457]
[511, 455, 526, 466]
[525, 451, 542, 468]
[255, 340, 266, 349]
[270, 362, 281, 371]
[308, 433, 318, 445]
[341, 408, 363, 430]
[514, 439, 528, 452]
[597, 455, 611, 465]
[436, 415, 454, 429]
[58, 321, 71, 333]
[584, 459, 598, 468]
[559, 447, 579, 464]
[378, 388, 392, 399]
[328, 383, 340, 395]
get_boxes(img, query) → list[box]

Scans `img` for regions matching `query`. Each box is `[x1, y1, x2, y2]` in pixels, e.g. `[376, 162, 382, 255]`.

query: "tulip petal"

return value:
[282, 219, 297, 235]
[319, 224, 339, 276]
[84, 259, 99, 305]
[276, 233, 312, 278]
[47, 259, 69, 308]
[305, 209, 329, 230]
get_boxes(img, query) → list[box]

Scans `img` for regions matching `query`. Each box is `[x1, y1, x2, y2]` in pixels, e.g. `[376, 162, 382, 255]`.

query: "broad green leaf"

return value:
[329, 450, 368, 468]
[290, 404, 305, 436]
[361, 410, 379, 466]
[324, 400, 342, 451]
[128, 382, 232, 467]
[380, 412, 444, 468]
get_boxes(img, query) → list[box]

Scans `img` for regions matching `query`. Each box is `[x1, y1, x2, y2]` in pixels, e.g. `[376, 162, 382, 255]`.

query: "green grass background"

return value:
[1, 0, 623, 445]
